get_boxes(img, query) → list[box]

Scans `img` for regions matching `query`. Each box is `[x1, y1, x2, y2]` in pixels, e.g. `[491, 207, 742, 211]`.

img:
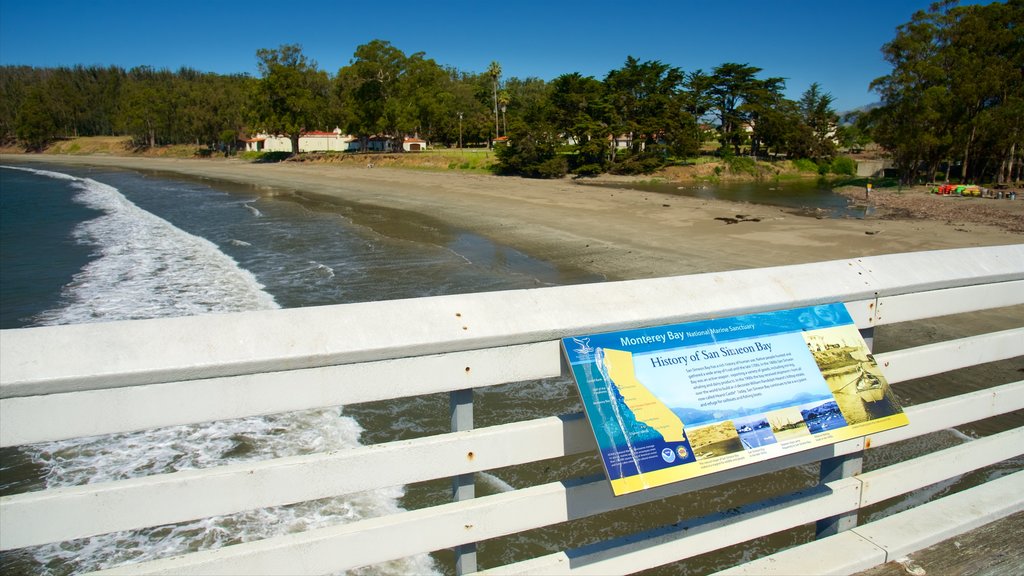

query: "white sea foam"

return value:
[244, 202, 262, 217]
[479, 471, 515, 494]
[28, 173, 278, 325]
[3, 164, 81, 180]
[311, 261, 336, 278]
[11, 167, 439, 575]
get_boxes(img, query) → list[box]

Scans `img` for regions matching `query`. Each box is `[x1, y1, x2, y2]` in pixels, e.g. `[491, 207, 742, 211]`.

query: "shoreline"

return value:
[3, 154, 1021, 281]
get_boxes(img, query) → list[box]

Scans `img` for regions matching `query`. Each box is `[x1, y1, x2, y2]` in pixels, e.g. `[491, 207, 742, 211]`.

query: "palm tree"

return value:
[487, 61, 501, 144]
[498, 90, 510, 137]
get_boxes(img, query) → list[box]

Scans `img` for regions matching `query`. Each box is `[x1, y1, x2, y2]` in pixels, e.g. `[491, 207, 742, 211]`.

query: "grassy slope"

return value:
[6, 136, 832, 182]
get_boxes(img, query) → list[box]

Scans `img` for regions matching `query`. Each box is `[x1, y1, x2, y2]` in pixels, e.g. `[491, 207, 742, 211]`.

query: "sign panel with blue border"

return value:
[562, 303, 908, 496]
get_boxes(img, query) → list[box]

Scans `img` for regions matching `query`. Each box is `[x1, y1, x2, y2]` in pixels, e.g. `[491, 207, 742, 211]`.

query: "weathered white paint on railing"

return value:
[3, 245, 1021, 398]
[860, 428, 1024, 507]
[477, 431, 1024, 576]
[849, 470, 1024, 561]
[70, 413, 1024, 575]
[483, 480, 866, 576]
[2, 294, 1021, 448]
[0, 246, 1021, 575]
[4, 379, 1021, 552]
[0, 342, 562, 446]
[874, 279, 1024, 325]
[0, 415, 593, 550]
[715, 471, 1024, 576]
[872, 327, 1024, 384]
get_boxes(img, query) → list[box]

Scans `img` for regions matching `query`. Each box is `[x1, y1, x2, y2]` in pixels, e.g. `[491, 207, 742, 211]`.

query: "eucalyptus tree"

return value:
[439, 67, 490, 147]
[941, 0, 1023, 182]
[14, 84, 57, 150]
[400, 51, 454, 143]
[336, 40, 459, 149]
[0, 66, 35, 142]
[119, 66, 176, 148]
[251, 44, 330, 155]
[869, 0, 1023, 183]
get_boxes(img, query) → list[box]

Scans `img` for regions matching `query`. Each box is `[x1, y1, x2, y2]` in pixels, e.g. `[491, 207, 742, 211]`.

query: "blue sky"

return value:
[0, 0, 990, 112]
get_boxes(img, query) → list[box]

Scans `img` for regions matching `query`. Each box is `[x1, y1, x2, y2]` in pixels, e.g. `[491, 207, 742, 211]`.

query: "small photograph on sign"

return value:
[766, 407, 811, 441]
[733, 415, 777, 449]
[689, 421, 744, 460]
[562, 303, 908, 496]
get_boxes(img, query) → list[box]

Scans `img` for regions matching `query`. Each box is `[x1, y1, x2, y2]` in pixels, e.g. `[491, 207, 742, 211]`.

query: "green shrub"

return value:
[793, 158, 818, 172]
[726, 156, 758, 176]
[494, 131, 568, 178]
[244, 151, 292, 163]
[610, 154, 664, 175]
[573, 163, 605, 177]
[830, 156, 857, 175]
[533, 156, 569, 179]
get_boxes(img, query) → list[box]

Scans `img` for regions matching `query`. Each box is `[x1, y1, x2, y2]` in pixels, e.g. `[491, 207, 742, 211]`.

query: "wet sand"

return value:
[3, 154, 1021, 281]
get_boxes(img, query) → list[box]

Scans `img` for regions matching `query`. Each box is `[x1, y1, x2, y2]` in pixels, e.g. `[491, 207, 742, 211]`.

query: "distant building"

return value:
[244, 128, 359, 153]
[365, 136, 394, 152]
[403, 137, 428, 152]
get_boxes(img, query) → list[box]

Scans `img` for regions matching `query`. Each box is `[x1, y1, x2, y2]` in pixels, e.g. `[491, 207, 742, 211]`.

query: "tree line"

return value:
[0, 42, 850, 178]
[1, 65, 252, 151]
[2, 0, 1019, 183]
[862, 0, 1022, 185]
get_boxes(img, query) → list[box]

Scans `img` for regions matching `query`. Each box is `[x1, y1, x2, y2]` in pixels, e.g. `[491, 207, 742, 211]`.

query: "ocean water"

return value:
[1, 164, 1020, 575]
[0, 164, 597, 575]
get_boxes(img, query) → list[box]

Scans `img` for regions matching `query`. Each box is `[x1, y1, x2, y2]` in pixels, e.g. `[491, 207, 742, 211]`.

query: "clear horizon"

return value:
[0, 0, 996, 113]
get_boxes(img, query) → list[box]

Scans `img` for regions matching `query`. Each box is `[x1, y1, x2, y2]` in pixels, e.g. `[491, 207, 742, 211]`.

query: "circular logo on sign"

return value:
[661, 447, 677, 463]
[677, 445, 689, 460]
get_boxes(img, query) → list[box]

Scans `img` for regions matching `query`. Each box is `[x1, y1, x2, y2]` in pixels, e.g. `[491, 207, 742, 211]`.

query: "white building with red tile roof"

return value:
[244, 127, 359, 153]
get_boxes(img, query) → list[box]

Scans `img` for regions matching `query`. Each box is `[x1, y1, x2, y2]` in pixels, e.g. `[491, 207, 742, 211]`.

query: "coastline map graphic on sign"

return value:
[562, 303, 908, 496]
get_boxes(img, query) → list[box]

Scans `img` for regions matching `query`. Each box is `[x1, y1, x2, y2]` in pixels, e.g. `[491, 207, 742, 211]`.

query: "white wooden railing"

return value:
[1, 245, 1022, 575]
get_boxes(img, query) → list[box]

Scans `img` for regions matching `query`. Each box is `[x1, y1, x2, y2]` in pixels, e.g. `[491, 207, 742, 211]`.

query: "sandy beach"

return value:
[3, 154, 1021, 281]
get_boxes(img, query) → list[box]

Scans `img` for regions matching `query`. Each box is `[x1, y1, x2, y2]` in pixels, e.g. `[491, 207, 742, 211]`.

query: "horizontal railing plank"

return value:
[0, 342, 562, 447]
[91, 428, 1023, 576]
[3, 317, 1021, 448]
[7, 380, 1019, 553]
[715, 470, 1024, 576]
[860, 427, 1024, 507]
[873, 280, 1024, 325]
[480, 481, 865, 576]
[0, 414, 591, 551]
[4, 246, 1022, 397]
[479, 432, 1024, 575]
[858, 381, 1024, 450]
[873, 327, 1024, 384]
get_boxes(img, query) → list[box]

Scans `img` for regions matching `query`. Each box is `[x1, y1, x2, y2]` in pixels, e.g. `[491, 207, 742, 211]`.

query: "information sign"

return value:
[562, 303, 908, 496]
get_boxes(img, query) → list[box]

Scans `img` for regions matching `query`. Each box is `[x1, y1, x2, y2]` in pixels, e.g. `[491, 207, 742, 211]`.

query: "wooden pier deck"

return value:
[856, 512, 1023, 576]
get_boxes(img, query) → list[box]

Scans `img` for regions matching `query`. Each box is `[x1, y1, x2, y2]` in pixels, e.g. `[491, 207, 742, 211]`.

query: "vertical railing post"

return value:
[450, 388, 477, 574]
[815, 326, 872, 539]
